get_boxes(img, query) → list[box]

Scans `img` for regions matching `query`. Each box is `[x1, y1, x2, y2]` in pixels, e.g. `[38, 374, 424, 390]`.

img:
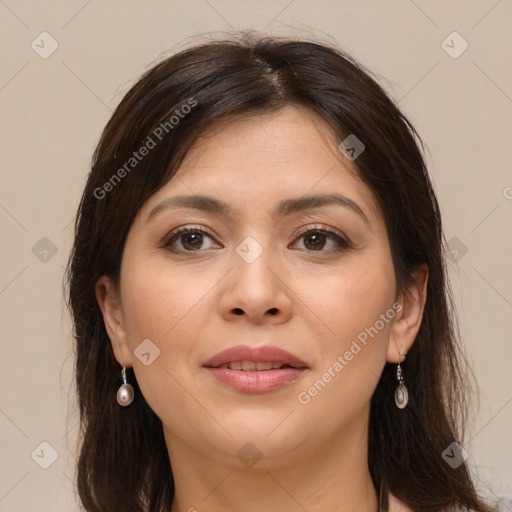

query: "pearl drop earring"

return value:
[116, 366, 134, 406]
[394, 353, 408, 409]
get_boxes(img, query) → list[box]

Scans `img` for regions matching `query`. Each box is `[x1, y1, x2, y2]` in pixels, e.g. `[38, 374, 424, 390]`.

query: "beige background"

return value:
[1, 1, 511, 510]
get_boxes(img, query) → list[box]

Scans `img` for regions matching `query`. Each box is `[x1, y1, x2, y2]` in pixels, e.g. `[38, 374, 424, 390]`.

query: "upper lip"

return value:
[203, 344, 308, 369]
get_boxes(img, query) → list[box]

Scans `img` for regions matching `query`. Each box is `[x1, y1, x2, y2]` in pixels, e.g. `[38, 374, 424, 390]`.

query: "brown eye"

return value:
[163, 227, 218, 252]
[162, 225, 349, 254]
[303, 232, 328, 251]
[293, 228, 349, 252]
[179, 232, 204, 251]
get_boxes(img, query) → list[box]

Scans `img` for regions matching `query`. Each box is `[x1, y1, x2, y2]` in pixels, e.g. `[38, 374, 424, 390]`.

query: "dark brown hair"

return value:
[65, 32, 493, 511]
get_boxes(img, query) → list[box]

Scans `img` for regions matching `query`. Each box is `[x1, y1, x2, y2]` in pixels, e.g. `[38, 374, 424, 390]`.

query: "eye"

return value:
[291, 225, 350, 252]
[162, 226, 219, 253]
[161, 224, 350, 254]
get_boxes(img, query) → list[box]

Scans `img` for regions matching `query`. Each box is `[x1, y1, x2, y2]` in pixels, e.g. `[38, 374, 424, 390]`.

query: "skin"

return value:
[96, 105, 427, 512]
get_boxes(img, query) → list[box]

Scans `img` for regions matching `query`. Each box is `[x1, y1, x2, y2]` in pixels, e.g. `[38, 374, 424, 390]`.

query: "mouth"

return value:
[203, 345, 308, 393]
[215, 361, 302, 370]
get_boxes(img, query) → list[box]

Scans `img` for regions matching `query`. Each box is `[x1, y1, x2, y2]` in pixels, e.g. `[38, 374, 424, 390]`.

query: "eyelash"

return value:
[161, 224, 350, 254]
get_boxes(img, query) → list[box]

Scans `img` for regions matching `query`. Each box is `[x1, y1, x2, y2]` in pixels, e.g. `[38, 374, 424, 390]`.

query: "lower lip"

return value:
[205, 367, 307, 392]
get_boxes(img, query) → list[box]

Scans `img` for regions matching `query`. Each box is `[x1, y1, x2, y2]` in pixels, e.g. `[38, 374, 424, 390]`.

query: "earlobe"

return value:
[386, 264, 428, 363]
[95, 275, 133, 368]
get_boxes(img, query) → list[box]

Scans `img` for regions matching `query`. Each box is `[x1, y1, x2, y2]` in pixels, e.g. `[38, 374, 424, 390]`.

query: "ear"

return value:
[387, 264, 428, 363]
[95, 275, 133, 368]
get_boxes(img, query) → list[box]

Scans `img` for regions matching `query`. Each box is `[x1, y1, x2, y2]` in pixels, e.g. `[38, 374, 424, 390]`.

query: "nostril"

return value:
[232, 308, 278, 315]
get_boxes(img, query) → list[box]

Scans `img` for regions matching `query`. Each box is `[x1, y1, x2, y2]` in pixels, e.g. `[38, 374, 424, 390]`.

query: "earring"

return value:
[116, 366, 134, 406]
[394, 356, 408, 409]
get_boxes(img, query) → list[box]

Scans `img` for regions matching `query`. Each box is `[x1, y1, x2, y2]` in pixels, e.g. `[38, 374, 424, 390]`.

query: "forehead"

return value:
[139, 106, 383, 226]
[178, 106, 347, 176]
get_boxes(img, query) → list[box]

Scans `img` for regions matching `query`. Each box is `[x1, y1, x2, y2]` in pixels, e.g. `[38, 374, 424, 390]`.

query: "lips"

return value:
[203, 345, 308, 393]
[203, 344, 308, 370]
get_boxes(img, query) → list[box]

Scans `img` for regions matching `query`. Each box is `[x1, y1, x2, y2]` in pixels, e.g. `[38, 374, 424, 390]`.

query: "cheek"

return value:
[296, 253, 396, 410]
[121, 256, 212, 342]
[310, 254, 396, 345]
[119, 257, 215, 426]
[118, 252, 205, 368]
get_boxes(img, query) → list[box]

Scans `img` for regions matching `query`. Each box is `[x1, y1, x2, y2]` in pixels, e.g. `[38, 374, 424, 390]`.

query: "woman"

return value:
[65, 32, 495, 511]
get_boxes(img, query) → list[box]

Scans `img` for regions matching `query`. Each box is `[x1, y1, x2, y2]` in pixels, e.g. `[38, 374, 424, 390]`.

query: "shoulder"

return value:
[389, 492, 504, 512]
[388, 494, 413, 512]
[387, 494, 478, 512]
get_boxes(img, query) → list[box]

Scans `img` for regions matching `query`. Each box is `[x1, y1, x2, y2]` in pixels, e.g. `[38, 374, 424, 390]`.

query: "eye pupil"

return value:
[182, 232, 202, 250]
[304, 233, 326, 251]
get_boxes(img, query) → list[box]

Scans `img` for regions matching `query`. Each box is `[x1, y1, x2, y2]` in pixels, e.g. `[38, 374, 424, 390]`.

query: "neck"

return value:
[167, 414, 379, 512]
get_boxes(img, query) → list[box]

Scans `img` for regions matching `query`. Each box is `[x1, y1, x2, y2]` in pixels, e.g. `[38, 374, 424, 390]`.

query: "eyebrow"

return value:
[145, 193, 370, 226]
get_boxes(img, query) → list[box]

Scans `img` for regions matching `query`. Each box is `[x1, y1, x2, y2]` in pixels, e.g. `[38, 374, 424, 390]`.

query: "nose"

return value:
[217, 237, 293, 325]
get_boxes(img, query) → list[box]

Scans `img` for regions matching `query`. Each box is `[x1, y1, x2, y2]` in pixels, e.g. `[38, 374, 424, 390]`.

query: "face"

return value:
[98, 105, 417, 468]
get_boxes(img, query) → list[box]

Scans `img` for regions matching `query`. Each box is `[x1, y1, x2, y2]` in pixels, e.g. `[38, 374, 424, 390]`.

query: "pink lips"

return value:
[203, 344, 308, 393]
